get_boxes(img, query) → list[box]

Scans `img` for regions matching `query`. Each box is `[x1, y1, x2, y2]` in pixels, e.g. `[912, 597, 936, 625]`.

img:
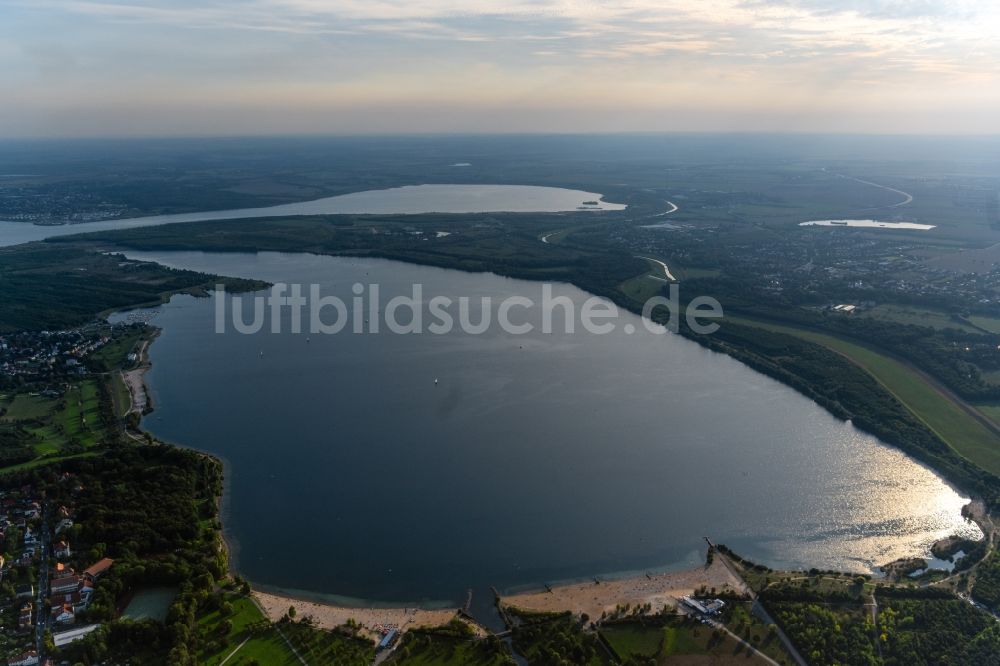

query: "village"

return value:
[0, 480, 114, 665]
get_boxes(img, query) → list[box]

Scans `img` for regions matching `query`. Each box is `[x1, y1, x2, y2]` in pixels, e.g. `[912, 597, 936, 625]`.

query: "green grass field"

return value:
[678, 266, 722, 279]
[196, 595, 300, 666]
[389, 636, 510, 665]
[0, 451, 100, 474]
[32, 381, 105, 452]
[1, 393, 54, 421]
[88, 329, 144, 371]
[619, 274, 666, 304]
[1, 380, 110, 461]
[281, 621, 373, 666]
[729, 316, 1000, 476]
[111, 371, 132, 418]
[863, 305, 979, 333]
[969, 316, 1000, 335]
[600, 617, 774, 665]
[977, 404, 1000, 425]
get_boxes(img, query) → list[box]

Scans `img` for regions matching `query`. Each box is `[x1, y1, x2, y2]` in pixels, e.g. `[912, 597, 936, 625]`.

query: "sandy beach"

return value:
[501, 558, 747, 620]
[123, 338, 153, 415]
[253, 590, 460, 640]
[249, 558, 746, 643]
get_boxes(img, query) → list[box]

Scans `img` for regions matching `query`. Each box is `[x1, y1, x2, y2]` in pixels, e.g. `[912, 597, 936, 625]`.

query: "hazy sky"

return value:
[4, 0, 1000, 136]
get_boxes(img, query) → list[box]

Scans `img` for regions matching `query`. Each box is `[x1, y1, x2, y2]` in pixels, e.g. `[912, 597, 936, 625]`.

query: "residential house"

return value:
[53, 540, 71, 558]
[83, 557, 113, 581]
[51, 603, 75, 625]
[51, 562, 74, 579]
[79, 580, 94, 603]
[50, 575, 80, 595]
[7, 651, 39, 666]
[51, 591, 87, 614]
[54, 518, 73, 535]
[17, 603, 32, 631]
[15, 583, 33, 599]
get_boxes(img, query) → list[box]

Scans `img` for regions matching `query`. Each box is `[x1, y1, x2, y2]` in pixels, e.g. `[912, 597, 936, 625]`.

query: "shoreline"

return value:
[119, 287, 992, 641]
[252, 589, 461, 640]
[249, 556, 747, 640]
[500, 557, 746, 620]
[122, 329, 157, 416]
[104, 260, 994, 643]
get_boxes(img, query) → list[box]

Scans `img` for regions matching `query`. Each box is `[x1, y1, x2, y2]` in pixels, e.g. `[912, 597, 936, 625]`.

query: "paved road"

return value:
[36, 504, 51, 659]
[710, 545, 807, 666]
[834, 172, 914, 209]
[540, 198, 678, 244]
[706, 617, 781, 666]
[635, 255, 677, 281]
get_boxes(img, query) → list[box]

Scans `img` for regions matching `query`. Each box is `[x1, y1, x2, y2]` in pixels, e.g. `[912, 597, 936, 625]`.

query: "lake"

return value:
[115, 249, 982, 608]
[800, 220, 936, 230]
[0, 184, 625, 248]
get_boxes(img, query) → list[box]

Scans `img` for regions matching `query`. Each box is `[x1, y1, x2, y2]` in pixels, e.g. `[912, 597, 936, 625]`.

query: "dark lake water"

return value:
[0, 184, 624, 248]
[117, 250, 980, 607]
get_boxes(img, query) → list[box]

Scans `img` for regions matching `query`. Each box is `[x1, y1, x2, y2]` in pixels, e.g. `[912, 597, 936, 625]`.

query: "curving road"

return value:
[635, 255, 677, 281]
[539, 199, 678, 244]
[836, 173, 913, 209]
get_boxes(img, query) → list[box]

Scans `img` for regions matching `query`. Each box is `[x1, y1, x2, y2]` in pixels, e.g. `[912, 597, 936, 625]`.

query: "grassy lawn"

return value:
[30, 380, 106, 452]
[389, 620, 511, 666]
[600, 622, 664, 657]
[227, 632, 302, 666]
[619, 273, 666, 304]
[281, 620, 374, 666]
[600, 617, 775, 665]
[0, 450, 100, 474]
[722, 602, 797, 666]
[390, 638, 510, 666]
[1, 393, 54, 421]
[0, 379, 114, 471]
[729, 316, 1000, 477]
[969, 315, 1000, 335]
[977, 404, 1000, 425]
[195, 593, 372, 666]
[679, 266, 723, 279]
[196, 595, 298, 666]
[863, 305, 979, 333]
[87, 328, 145, 371]
[111, 371, 132, 418]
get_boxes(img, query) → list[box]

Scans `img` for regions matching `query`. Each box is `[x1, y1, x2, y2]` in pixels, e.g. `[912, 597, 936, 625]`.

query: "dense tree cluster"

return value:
[390, 619, 513, 665]
[768, 591, 1000, 666]
[972, 550, 1000, 610]
[6, 444, 225, 664]
[511, 609, 607, 665]
[0, 244, 264, 332]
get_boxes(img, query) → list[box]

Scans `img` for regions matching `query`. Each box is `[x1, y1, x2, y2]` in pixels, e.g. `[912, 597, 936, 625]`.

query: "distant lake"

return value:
[0, 184, 625, 248]
[115, 250, 981, 608]
[800, 220, 935, 230]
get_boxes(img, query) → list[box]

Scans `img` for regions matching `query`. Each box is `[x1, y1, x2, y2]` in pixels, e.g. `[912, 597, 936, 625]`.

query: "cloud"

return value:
[4, 0, 1000, 135]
